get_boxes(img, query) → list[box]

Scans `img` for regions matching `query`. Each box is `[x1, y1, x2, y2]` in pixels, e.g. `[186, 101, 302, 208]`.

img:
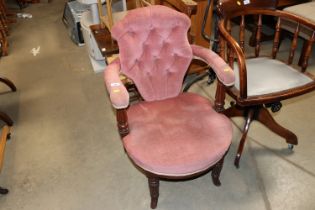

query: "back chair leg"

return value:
[148, 177, 159, 209]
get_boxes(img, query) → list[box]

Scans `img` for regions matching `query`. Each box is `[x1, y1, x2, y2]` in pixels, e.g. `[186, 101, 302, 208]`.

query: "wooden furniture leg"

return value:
[0, 32, 8, 56]
[0, 77, 17, 92]
[224, 104, 297, 168]
[0, 125, 11, 195]
[234, 109, 255, 168]
[148, 177, 159, 209]
[0, 111, 13, 126]
[211, 155, 225, 186]
[256, 107, 298, 145]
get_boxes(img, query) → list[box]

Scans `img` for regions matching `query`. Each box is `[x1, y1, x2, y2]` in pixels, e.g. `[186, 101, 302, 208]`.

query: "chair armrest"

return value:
[191, 44, 235, 86]
[104, 58, 130, 109]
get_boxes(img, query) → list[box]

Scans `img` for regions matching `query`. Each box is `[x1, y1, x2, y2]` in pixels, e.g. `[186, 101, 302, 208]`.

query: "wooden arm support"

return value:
[116, 109, 129, 138]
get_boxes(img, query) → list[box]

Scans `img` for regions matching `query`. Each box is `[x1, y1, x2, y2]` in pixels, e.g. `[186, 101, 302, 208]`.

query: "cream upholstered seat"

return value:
[281, 1, 315, 40]
[234, 57, 313, 96]
[284, 1, 315, 24]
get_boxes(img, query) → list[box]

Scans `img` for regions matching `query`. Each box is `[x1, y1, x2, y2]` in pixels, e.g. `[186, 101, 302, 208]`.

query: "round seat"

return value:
[123, 93, 233, 176]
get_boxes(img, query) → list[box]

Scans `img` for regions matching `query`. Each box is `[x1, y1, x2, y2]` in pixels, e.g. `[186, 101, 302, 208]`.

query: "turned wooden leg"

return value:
[0, 186, 9, 194]
[235, 109, 255, 168]
[257, 107, 298, 145]
[0, 77, 17, 92]
[148, 177, 159, 209]
[211, 156, 225, 186]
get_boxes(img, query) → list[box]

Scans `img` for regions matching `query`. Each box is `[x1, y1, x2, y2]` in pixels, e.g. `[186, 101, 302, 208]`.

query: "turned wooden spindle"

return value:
[239, 15, 245, 52]
[272, 17, 281, 59]
[300, 31, 315, 72]
[255, 14, 262, 57]
[226, 20, 234, 66]
[288, 22, 300, 64]
[116, 109, 129, 137]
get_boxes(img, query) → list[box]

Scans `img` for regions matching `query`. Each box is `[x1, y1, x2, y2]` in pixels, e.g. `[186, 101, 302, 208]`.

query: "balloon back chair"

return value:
[103, 5, 235, 209]
[215, 0, 315, 168]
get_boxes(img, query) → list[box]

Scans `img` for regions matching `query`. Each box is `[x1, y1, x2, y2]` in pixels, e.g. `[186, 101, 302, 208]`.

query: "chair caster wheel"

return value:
[265, 102, 282, 113]
[288, 144, 294, 150]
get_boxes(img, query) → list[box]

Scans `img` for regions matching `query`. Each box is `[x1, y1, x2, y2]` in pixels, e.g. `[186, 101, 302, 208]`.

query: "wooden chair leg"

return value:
[0, 186, 8, 194]
[256, 107, 298, 145]
[0, 77, 16, 92]
[225, 103, 298, 167]
[211, 156, 225, 186]
[0, 111, 13, 126]
[234, 109, 255, 168]
[148, 177, 159, 209]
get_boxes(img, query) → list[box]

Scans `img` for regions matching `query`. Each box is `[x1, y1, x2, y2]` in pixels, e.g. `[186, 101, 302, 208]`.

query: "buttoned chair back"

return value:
[103, 5, 235, 208]
[111, 6, 193, 101]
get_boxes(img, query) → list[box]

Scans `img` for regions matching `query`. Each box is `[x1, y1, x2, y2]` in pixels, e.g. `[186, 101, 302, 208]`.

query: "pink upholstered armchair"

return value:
[103, 5, 234, 209]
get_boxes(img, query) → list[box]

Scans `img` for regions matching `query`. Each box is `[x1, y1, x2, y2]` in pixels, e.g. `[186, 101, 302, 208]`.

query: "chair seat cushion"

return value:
[281, 2, 315, 39]
[284, 2, 315, 22]
[123, 93, 232, 176]
[234, 57, 313, 96]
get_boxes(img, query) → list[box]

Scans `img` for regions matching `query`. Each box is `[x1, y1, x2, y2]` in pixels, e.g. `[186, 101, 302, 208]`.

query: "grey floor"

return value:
[0, 1, 315, 210]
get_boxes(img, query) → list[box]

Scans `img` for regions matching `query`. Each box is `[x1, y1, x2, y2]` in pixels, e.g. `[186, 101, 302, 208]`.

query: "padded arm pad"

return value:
[104, 58, 130, 109]
[191, 44, 235, 86]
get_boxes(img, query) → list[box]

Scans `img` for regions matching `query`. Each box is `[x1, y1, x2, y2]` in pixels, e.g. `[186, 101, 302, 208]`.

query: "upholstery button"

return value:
[128, 30, 135, 36]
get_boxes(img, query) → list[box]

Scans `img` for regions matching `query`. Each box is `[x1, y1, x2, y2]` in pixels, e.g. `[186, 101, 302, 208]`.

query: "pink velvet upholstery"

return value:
[123, 93, 232, 176]
[103, 5, 235, 207]
[191, 45, 234, 86]
[104, 58, 129, 109]
[105, 5, 234, 109]
[111, 5, 193, 101]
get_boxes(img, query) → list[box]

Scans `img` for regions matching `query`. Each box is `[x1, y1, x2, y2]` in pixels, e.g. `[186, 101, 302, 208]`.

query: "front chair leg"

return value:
[211, 156, 225, 186]
[235, 109, 255, 168]
[148, 177, 159, 209]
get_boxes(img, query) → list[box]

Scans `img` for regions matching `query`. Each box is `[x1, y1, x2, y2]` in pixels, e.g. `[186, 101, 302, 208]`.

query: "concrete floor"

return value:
[0, 1, 315, 210]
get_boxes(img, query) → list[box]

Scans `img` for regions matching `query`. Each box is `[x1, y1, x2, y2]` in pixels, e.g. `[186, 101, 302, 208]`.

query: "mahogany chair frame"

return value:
[116, 109, 227, 209]
[215, 0, 315, 167]
[105, 6, 235, 207]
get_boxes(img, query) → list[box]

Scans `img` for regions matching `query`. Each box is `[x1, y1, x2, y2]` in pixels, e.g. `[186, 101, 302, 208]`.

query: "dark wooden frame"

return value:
[215, 0, 315, 168]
